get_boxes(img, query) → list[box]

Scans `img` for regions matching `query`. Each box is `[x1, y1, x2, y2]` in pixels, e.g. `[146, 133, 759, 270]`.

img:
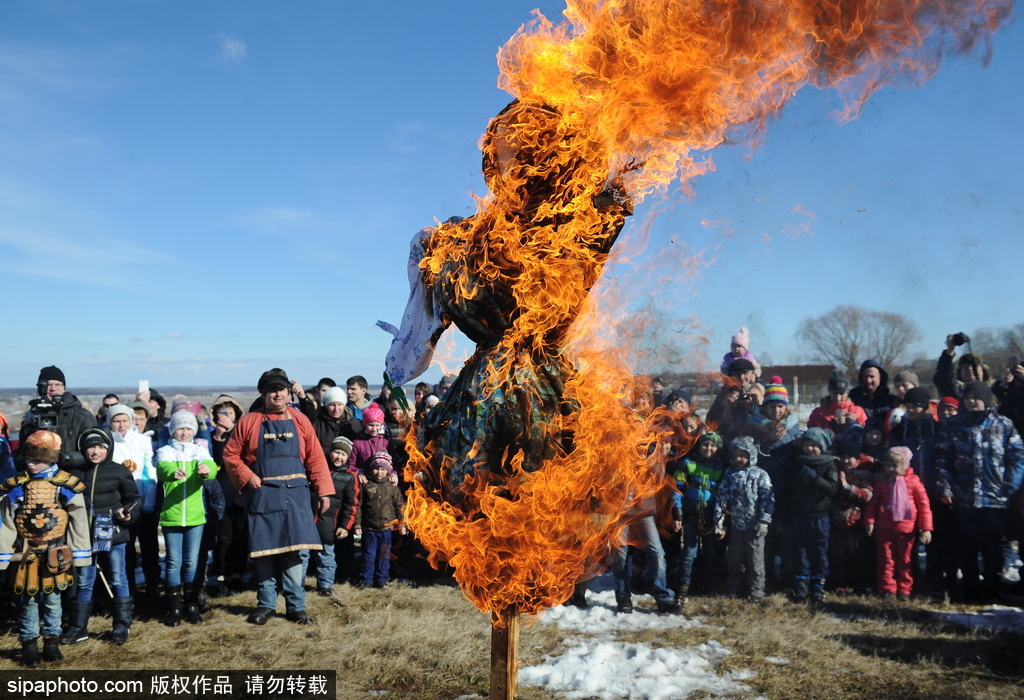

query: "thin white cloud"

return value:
[162, 332, 187, 340]
[219, 36, 248, 64]
[388, 122, 425, 154]
[229, 206, 318, 233]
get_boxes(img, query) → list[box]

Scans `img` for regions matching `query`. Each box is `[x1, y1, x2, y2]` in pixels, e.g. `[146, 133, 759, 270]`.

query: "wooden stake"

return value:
[490, 605, 520, 700]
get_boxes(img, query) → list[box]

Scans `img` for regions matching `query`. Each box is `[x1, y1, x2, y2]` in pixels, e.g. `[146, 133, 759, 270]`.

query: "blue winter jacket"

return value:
[934, 407, 1024, 508]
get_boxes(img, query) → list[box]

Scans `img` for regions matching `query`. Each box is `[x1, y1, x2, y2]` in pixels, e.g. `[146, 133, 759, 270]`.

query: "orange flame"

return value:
[398, 0, 1010, 619]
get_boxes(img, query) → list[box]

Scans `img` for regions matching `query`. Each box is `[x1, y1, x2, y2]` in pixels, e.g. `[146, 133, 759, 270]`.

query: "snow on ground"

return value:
[519, 574, 758, 699]
[931, 605, 1024, 635]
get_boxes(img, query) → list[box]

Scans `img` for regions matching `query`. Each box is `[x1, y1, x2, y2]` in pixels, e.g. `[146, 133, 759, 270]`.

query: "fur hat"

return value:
[802, 427, 834, 453]
[37, 366, 66, 386]
[22, 430, 62, 464]
[731, 327, 750, 349]
[322, 386, 346, 406]
[828, 370, 851, 394]
[763, 376, 789, 405]
[887, 446, 914, 466]
[962, 381, 995, 407]
[368, 450, 393, 471]
[330, 436, 354, 454]
[106, 404, 134, 424]
[903, 387, 932, 409]
[362, 403, 385, 427]
[79, 427, 113, 452]
[727, 358, 755, 375]
[168, 410, 199, 435]
[211, 395, 244, 421]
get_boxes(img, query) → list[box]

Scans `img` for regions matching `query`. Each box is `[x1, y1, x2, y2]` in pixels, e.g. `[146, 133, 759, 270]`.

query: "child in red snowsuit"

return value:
[864, 446, 933, 599]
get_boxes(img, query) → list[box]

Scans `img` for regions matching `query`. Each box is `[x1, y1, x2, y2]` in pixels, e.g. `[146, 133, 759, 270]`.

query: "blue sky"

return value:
[1, 1, 1021, 390]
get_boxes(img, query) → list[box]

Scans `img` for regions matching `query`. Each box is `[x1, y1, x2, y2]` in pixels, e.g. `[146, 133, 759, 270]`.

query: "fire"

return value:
[386, 0, 1010, 619]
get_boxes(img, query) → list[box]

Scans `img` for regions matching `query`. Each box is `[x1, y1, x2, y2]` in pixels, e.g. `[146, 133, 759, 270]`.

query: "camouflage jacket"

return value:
[934, 408, 1024, 508]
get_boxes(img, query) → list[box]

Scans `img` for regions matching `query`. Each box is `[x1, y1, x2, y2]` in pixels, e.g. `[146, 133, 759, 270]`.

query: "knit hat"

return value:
[106, 404, 133, 424]
[322, 386, 346, 406]
[330, 436, 354, 454]
[802, 427, 834, 453]
[893, 370, 920, 387]
[939, 396, 959, 409]
[727, 358, 755, 375]
[827, 370, 850, 394]
[835, 438, 861, 459]
[864, 416, 886, 433]
[961, 380, 995, 407]
[362, 403, 386, 427]
[129, 400, 150, 415]
[699, 431, 724, 450]
[763, 376, 789, 405]
[666, 389, 693, 406]
[79, 427, 113, 452]
[168, 410, 199, 435]
[368, 450, 393, 470]
[37, 366, 66, 386]
[729, 436, 758, 466]
[903, 387, 932, 409]
[887, 446, 913, 466]
[424, 395, 440, 408]
[22, 430, 62, 464]
[731, 327, 750, 349]
[257, 368, 291, 394]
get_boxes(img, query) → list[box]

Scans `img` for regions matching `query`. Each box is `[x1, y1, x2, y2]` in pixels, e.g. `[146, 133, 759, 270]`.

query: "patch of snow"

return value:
[932, 604, 1024, 635]
[545, 589, 709, 633]
[520, 639, 756, 700]
[764, 656, 789, 665]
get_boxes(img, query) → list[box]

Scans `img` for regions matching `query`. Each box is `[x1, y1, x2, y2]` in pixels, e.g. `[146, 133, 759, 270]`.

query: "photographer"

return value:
[933, 333, 991, 400]
[18, 366, 95, 471]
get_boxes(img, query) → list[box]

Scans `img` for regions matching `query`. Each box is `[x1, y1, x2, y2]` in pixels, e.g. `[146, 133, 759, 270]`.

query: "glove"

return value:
[755, 522, 769, 538]
[801, 465, 817, 481]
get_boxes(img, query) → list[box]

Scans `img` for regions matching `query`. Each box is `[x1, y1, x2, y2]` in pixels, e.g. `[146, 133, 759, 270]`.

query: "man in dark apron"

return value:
[223, 369, 334, 625]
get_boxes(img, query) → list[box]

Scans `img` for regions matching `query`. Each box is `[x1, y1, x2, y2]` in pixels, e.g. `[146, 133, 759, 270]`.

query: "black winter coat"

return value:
[312, 410, 362, 456]
[70, 459, 141, 546]
[788, 453, 839, 518]
[20, 392, 96, 470]
[315, 468, 358, 542]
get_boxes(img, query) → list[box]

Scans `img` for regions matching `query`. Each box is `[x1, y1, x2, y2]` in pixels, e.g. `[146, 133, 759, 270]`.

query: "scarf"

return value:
[890, 475, 912, 521]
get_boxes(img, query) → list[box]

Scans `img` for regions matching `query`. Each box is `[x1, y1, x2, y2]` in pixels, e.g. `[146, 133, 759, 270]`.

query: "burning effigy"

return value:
[380, 0, 1010, 629]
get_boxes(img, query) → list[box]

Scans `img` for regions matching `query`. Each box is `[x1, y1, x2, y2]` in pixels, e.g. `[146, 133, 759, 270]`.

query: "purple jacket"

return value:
[346, 432, 392, 475]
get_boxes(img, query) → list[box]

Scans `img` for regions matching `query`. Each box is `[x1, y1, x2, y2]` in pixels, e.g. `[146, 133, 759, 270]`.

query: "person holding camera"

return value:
[933, 333, 991, 400]
[18, 366, 95, 472]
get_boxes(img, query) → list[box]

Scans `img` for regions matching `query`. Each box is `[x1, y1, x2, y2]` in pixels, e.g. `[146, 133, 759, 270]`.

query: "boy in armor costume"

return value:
[0, 431, 91, 666]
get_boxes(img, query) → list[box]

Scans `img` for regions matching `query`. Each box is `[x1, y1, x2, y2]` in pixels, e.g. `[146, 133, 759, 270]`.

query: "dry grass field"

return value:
[1, 578, 1021, 700]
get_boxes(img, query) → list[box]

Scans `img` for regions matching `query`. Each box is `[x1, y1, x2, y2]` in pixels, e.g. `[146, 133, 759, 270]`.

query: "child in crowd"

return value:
[827, 439, 874, 594]
[315, 436, 359, 593]
[714, 436, 774, 601]
[0, 412, 16, 481]
[668, 431, 726, 599]
[348, 404, 398, 484]
[62, 428, 140, 646]
[860, 417, 889, 468]
[155, 410, 217, 626]
[358, 451, 406, 588]
[788, 427, 839, 603]
[720, 327, 761, 375]
[808, 370, 868, 432]
[0, 431, 91, 666]
[937, 396, 959, 421]
[865, 447, 933, 600]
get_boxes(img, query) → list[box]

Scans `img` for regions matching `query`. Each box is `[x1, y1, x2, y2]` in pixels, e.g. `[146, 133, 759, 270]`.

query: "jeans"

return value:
[312, 543, 337, 589]
[793, 515, 830, 580]
[77, 542, 130, 601]
[611, 515, 674, 604]
[252, 551, 306, 613]
[19, 591, 62, 641]
[361, 531, 392, 585]
[164, 525, 204, 587]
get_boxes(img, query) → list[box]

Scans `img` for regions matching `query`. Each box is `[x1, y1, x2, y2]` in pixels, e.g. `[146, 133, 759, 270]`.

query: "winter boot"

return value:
[792, 576, 809, 603]
[809, 577, 826, 605]
[59, 600, 92, 645]
[568, 583, 589, 609]
[41, 635, 63, 662]
[196, 584, 211, 613]
[184, 584, 204, 624]
[21, 638, 40, 667]
[145, 568, 163, 601]
[163, 585, 183, 627]
[110, 597, 133, 644]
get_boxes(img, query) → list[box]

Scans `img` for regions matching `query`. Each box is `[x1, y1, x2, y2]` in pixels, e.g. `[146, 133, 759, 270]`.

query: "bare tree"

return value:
[969, 323, 1024, 371]
[795, 305, 921, 376]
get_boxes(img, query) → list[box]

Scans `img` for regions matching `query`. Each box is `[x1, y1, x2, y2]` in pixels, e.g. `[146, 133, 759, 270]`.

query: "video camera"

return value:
[29, 380, 63, 430]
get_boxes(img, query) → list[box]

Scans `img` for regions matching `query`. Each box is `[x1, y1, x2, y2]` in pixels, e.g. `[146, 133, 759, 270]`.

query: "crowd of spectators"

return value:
[0, 325, 1022, 667]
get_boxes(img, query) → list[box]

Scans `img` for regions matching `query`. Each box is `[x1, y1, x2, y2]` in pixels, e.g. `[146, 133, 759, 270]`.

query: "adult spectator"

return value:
[848, 359, 896, 420]
[706, 359, 759, 442]
[222, 369, 334, 625]
[96, 394, 120, 426]
[345, 375, 375, 422]
[650, 377, 666, 408]
[311, 387, 362, 455]
[933, 333, 991, 400]
[207, 395, 247, 597]
[993, 358, 1024, 436]
[18, 366, 95, 471]
[807, 370, 867, 432]
[139, 389, 169, 435]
